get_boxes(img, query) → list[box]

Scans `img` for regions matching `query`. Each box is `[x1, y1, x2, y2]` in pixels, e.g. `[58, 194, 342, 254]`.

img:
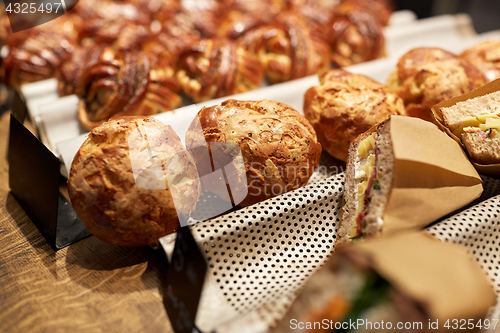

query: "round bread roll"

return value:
[460, 40, 500, 82]
[304, 69, 405, 162]
[185, 99, 322, 207]
[68, 116, 201, 246]
[386, 47, 486, 121]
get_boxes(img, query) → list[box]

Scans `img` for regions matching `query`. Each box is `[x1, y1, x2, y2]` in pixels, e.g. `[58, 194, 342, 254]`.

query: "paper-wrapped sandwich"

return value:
[271, 232, 495, 333]
[337, 116, 483, 247]
[433, 78, 500, 175]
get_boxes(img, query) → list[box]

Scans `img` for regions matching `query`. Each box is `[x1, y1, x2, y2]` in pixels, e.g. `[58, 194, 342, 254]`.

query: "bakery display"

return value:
[0, 0, 393, 98]
[68, 116, 201, 246]
[5, 3, 499, 330]
[76, 47, 181, 130]
[271, 233, 495, 333]
[387, 47, 487, 122]
[460, 40, 500, 82]
[303, 69, 405, 162]
[337, 116, 482, 246]
[185, 99, 322, 207]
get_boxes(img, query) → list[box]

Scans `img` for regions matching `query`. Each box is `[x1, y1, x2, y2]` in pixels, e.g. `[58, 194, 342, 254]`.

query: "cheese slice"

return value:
[351, 133, 377, 238]
[454, 114, 500, 137]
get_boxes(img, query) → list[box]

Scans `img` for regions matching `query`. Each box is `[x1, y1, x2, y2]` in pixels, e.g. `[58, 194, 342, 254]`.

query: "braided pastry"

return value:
[240, 13, 330, 83]
[324, 0, 386, 67]
[287, 0, 340, 38]
[77, 48, 181, 130]
[77, 2, 150, 45]
[0, 14, 80, 89]
[56, 44, 108, 97]
[341, 0, 394, 26]
[180, 0, 222, 38]
[176, 38, 263, 102]
[217, 10, 266, 40]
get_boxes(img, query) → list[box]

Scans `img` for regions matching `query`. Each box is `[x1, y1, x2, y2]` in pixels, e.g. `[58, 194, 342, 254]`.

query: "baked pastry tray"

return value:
[14, 12, 500, 333]
[21, 12, 491, 176]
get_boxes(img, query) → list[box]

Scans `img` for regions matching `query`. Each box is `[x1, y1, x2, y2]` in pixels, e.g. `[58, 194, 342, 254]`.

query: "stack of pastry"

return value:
[0, 0, 395, 129]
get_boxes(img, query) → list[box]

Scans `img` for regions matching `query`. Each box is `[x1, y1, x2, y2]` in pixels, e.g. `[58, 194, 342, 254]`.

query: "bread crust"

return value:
[462, 132, 500, 165]
[68, 116, 201, 246]
[304, 69, 405, 162]
[185, 99, 322, 207]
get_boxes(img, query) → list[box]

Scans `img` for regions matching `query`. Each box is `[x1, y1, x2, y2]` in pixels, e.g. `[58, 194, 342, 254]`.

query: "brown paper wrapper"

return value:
[431, 78, 500, 176]
[382, 116, 483, 235]
[342, 232, 496, 331]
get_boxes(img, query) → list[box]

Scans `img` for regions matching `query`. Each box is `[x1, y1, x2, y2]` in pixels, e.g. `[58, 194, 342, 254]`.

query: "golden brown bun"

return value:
[185, 99, 322, 207]
[77, 47, 181, 130]
[460, 40, 500, 82]
[176, 39, 264, 102]
[68, 116, 201, 246]
[304, 69, 405, 162]
[387, 47, 487, 122]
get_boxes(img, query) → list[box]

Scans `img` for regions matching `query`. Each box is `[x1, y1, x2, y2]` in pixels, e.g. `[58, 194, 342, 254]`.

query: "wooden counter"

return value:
[0, 111, 174, 333]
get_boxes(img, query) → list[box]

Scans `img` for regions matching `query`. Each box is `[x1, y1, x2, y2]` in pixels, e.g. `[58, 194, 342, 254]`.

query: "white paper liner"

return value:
[176, 173, 500, 333]
[427, 175, 500, 333]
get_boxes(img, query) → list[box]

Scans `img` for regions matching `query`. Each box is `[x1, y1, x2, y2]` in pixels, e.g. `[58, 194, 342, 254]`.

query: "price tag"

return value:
[164, 227, 207, 333]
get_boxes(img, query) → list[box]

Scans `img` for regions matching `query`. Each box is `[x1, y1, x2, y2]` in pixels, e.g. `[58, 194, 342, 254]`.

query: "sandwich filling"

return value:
[454, 113, 500, 139]
[351, 132, 381, 239]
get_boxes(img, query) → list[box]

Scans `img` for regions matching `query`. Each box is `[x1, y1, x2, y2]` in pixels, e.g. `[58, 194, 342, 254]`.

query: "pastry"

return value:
[77, 1, 150, 46]
[179, 0, 222, 38]
[77, 47, 181, 130]
[324, 0, 386, 67]
[68, 116, 201, 246]
[176, 38, 263, 102]
[240, 13, 330, 83]
[286, 0, 340, 39]
[387, 47, 487, 122]
[303, 69, 405, 162]
[460, 40, 500, 82]
[185, 99, 322, 207]
[57, 45, 103, 97]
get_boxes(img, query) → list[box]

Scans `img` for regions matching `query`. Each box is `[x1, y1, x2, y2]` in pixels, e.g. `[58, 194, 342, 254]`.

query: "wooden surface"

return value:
[0, 111, 174, 333]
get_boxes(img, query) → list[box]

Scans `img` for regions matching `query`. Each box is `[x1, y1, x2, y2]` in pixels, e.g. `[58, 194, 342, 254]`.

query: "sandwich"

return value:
[337, 118, 393, 245]
[336, 115, 483, 247]
[270, 233, 495, 333]
[436, 89, 500, 165]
